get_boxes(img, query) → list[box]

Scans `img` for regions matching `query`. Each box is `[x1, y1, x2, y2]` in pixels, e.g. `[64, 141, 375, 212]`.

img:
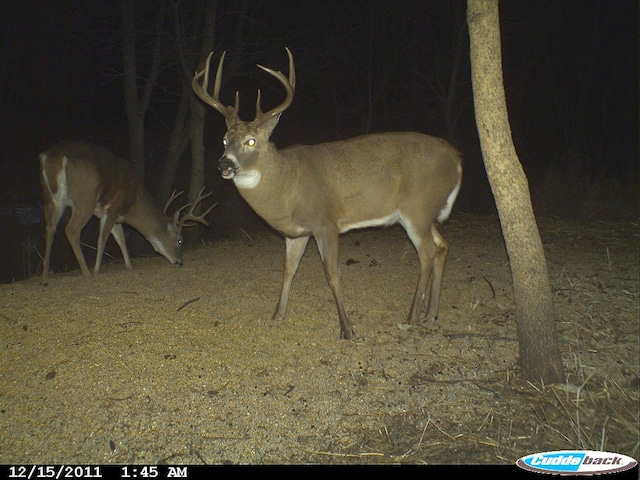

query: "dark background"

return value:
[0, 0, 637, 283]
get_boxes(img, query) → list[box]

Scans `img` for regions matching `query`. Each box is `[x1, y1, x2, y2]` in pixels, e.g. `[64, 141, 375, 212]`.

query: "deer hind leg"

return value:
[273, 235, 310, 321]
[315, 229, 354, 339]
[64, 205, 94, 278]
[405, 226, 436, 325]
[425, 225, 448, 322]
[41, 198, 66, 285]
[402, 217, 449, 325]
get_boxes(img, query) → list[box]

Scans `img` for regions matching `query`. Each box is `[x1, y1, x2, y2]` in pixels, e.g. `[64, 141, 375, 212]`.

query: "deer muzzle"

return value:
[218, 156, 237, 179]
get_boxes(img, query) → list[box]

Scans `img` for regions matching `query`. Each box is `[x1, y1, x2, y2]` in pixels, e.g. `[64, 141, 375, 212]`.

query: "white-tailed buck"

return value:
[40, 140, 215, 284]
[193, 49, 462, 339]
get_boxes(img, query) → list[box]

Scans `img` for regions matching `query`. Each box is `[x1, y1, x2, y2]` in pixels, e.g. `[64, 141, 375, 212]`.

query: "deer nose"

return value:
[218, 156, 238, 179]
[218, 156, 235, 172]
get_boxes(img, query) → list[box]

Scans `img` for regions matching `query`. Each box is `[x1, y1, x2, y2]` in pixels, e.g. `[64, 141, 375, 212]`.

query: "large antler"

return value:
[192, 48, 296, 127]
[254, 47, 296, 125]
[167, 187, 217, 232]
[192, 52, 239, 126]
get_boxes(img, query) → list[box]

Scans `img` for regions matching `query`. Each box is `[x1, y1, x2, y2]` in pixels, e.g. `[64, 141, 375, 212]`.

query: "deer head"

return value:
[192, 49, 295, 185]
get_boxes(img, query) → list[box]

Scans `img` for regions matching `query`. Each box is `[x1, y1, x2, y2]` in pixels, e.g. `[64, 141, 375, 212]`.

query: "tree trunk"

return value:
[156, 74, 192, 206]
[120, 0, 164, 181]
[184, 0, 217, 244]
[444, 0, 466, 144]
[120, 0, 145, 179]
[467, 0, 565, 383]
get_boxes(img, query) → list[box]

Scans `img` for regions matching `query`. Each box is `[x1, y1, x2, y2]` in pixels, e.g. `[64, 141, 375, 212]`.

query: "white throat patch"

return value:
[234, 169, 261, 189]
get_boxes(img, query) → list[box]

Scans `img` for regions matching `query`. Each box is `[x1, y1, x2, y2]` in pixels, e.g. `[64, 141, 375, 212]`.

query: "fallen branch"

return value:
[177, 297, 200, 311]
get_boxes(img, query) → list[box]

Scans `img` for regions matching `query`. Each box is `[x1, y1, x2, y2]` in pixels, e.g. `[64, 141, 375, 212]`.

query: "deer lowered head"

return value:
[39, 141, 215, 284]
[193, 49, 462, 339]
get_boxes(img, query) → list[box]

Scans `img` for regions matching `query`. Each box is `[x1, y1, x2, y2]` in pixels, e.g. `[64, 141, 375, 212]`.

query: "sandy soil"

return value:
[0, 215, 637, 464]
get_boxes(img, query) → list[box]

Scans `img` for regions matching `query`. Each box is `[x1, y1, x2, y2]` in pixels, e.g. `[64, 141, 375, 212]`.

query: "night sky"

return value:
[0, 0, 637, 213]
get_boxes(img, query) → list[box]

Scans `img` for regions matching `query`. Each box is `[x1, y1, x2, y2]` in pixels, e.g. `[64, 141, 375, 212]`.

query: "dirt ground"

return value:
[0, 214, 638, 465]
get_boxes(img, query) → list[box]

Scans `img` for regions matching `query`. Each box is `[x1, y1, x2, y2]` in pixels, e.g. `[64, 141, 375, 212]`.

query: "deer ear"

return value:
[224, 106, 238, 129]
[260, 113, 283, 137]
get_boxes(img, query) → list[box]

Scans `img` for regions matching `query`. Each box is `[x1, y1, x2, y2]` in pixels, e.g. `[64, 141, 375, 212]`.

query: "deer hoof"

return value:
[340, 327, 355, 340]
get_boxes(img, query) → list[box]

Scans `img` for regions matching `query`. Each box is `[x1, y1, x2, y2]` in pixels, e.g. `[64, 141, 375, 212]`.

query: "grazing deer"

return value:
[192, 49, 462, 339]
[39, 140, 215, 284]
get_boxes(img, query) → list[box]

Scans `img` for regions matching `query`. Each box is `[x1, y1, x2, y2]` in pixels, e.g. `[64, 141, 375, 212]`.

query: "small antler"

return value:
[175, 187, 217, 232]
[164, 190, 183, 214]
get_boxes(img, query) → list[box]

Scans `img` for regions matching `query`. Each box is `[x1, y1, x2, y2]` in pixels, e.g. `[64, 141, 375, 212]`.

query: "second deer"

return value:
[40, 140, 215, 284]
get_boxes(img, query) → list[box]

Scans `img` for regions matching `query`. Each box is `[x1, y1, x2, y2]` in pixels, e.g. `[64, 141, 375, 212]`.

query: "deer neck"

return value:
[123, 187, 168, 237]
[232, 143, 283, 193]
[233, 145, 304, 236]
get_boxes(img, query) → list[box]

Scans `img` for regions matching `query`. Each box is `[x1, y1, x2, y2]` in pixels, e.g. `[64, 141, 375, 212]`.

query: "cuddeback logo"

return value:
[516, 450, 637, 475]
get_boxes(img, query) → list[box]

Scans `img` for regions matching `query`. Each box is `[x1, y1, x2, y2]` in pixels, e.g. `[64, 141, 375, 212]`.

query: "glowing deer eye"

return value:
[222, 138, 227, 147]
[247, 138, 256, 147]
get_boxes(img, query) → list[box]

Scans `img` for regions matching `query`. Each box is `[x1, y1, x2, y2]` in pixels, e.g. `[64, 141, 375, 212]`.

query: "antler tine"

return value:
[164, 190, 183, 214]
[192, 51, 238, 124]
[177, 187, 217, 231]
[254, 47, 296, 123]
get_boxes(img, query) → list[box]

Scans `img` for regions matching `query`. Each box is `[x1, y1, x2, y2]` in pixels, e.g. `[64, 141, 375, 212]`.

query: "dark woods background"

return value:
[0, 0, 637, 283]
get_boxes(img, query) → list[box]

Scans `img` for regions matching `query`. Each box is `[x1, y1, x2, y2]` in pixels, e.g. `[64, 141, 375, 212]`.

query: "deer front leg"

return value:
[110, 223, 133, 270]
[273, 235, 310, 320]
[315, 230, 354, 339]
[94, 214, 118, 275]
